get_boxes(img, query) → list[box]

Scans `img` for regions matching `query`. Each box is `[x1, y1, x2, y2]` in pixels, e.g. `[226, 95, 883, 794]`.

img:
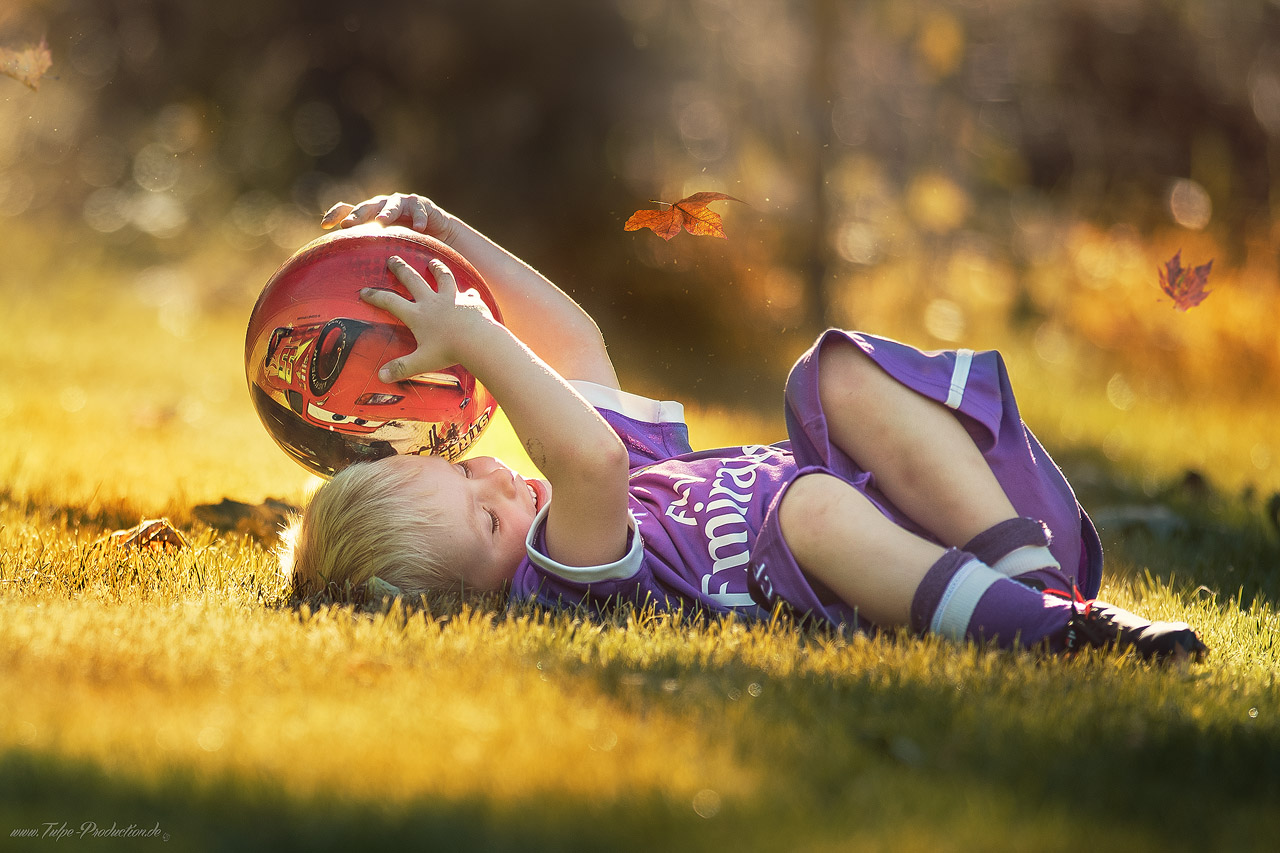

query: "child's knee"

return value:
[779, 472, 859, 554]
[817, 339, 881, 409]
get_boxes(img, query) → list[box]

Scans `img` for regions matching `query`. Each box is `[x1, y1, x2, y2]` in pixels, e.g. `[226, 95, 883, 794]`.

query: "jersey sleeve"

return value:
[509, 382, 690, 608]
[570, 380, 693, 467]
[521, 503, 644, 583]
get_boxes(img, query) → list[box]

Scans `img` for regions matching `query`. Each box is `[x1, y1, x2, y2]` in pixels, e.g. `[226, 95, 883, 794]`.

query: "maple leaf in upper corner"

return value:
[0, 40, 53, 90]
[624, 192, 743, 240]
[1158, 250, 1214, 311]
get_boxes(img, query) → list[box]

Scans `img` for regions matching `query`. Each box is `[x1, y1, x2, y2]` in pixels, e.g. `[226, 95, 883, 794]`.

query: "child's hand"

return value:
[327, 192, 621, 390]
[321, 193, 456, 242]
[360, 255, 493, 383]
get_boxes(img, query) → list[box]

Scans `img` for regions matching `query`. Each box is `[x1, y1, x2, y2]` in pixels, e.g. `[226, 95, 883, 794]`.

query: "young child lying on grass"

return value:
[282, 192, 1207, 662]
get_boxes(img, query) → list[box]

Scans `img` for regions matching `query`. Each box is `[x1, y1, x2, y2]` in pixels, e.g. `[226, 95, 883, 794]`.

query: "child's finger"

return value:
[385, 256, 437, 302]
[375, 194, 405, 224]
[411, 203, 430, 232]
[320, 202, 353, 229]
[340, 196, 389, 227]
[359, 284, 414, 318]
[376, 354, 417, 384]
[423, 258, 458, 298]
[404, 195, 433, 232]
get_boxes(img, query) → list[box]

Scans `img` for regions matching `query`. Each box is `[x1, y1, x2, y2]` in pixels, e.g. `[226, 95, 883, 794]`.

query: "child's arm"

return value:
[323, 193, 620, 390]
[363, 255, 630, 568]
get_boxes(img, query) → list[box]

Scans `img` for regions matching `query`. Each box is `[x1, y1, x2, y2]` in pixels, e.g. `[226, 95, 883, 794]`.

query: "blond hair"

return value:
[279, 458, 457, 599]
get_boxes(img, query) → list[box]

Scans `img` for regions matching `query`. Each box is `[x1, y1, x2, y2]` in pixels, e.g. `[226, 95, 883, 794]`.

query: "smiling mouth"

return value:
[524, 478, 550, 512]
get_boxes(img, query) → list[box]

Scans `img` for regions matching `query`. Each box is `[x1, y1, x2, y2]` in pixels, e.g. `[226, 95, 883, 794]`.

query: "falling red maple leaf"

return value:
[0, 39, 53, 91]
[1158, 250, 1213, 311]
[624, 192, 743, 240]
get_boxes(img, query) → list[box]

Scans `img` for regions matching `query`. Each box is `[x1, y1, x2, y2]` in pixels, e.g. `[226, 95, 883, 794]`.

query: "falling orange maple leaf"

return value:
[1158, 250, 1213, 311]
[624, 192, 743, 240]
[0, 39, 53, 90]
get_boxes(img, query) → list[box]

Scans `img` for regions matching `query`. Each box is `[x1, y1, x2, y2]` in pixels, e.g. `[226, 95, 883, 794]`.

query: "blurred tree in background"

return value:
[2, 0, 1279, 406]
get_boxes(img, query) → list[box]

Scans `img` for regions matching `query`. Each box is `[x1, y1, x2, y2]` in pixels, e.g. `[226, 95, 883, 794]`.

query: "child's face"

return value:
[392, 453, 549, 592]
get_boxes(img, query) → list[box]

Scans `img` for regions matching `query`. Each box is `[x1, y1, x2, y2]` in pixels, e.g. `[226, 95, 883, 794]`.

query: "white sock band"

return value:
[990, 545, 1059, 578]
[930, 558, 1003, 642]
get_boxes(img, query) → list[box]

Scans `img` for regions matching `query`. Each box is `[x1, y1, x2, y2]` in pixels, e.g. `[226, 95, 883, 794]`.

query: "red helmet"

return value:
[245, 224, 502, 478]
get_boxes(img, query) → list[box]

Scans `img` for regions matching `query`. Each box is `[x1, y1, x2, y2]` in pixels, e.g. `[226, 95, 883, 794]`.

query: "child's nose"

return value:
[480, 461, 518, 496]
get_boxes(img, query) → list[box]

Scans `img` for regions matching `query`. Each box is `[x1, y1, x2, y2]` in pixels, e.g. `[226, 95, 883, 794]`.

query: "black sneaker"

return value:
[1064, 598, 1208, 662]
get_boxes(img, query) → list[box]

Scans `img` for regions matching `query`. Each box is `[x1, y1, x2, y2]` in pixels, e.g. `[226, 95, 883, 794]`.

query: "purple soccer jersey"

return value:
[508, 384, 793, 619]
[507, 330, 1102, 630]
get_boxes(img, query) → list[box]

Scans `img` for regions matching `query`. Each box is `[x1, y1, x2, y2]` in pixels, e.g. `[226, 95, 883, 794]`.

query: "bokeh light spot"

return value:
[916, 10, 964, 79]
[1106, 373, 1137, 411]
[923, 298, 966, 341]
[82, 187, 131, 233]
[1168, 178, 1212, 230]
[907, 172, 969, 233]
[129, 192, 188, 239]
[692, 788, 721, 818]
[134, 143, 181, 192]
[1249, 68, 1280, 135]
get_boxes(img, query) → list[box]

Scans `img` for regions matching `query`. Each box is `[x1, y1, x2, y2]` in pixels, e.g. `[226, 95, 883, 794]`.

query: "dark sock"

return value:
[962, 517, 1069, 591]
[910, 547, 1075, 650]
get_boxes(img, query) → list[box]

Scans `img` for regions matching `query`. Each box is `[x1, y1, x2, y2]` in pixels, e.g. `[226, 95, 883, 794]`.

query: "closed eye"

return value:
[486, 509, 499, 534]
[457, 461, 472, 478]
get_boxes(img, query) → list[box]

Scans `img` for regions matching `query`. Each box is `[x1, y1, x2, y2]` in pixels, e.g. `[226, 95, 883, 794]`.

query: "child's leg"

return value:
[777, 472, 944, 626]
[778, 336, 1206, 659]
[778, 472, 1074, 645]
[816, 339, 1016, 547]
[816, 340, 1068, 589]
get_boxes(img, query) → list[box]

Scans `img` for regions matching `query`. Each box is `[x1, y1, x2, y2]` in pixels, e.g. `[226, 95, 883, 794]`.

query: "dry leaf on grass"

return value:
[99, 518, 190, 552]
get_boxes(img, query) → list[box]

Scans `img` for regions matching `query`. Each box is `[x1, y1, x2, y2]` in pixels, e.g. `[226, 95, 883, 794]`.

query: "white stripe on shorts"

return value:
[944, 349, 974, 410]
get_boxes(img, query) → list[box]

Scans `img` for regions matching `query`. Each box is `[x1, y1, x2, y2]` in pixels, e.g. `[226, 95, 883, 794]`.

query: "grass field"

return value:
[2, 217, 1279, 851]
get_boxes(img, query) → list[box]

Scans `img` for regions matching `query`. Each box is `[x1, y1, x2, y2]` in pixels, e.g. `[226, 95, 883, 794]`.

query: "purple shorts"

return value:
[747, 330, 1103, 628]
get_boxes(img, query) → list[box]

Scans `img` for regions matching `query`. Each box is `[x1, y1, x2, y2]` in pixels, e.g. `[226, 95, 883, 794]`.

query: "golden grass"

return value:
[0, 600, 760, 808]
[2, 215, 1278, 849]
